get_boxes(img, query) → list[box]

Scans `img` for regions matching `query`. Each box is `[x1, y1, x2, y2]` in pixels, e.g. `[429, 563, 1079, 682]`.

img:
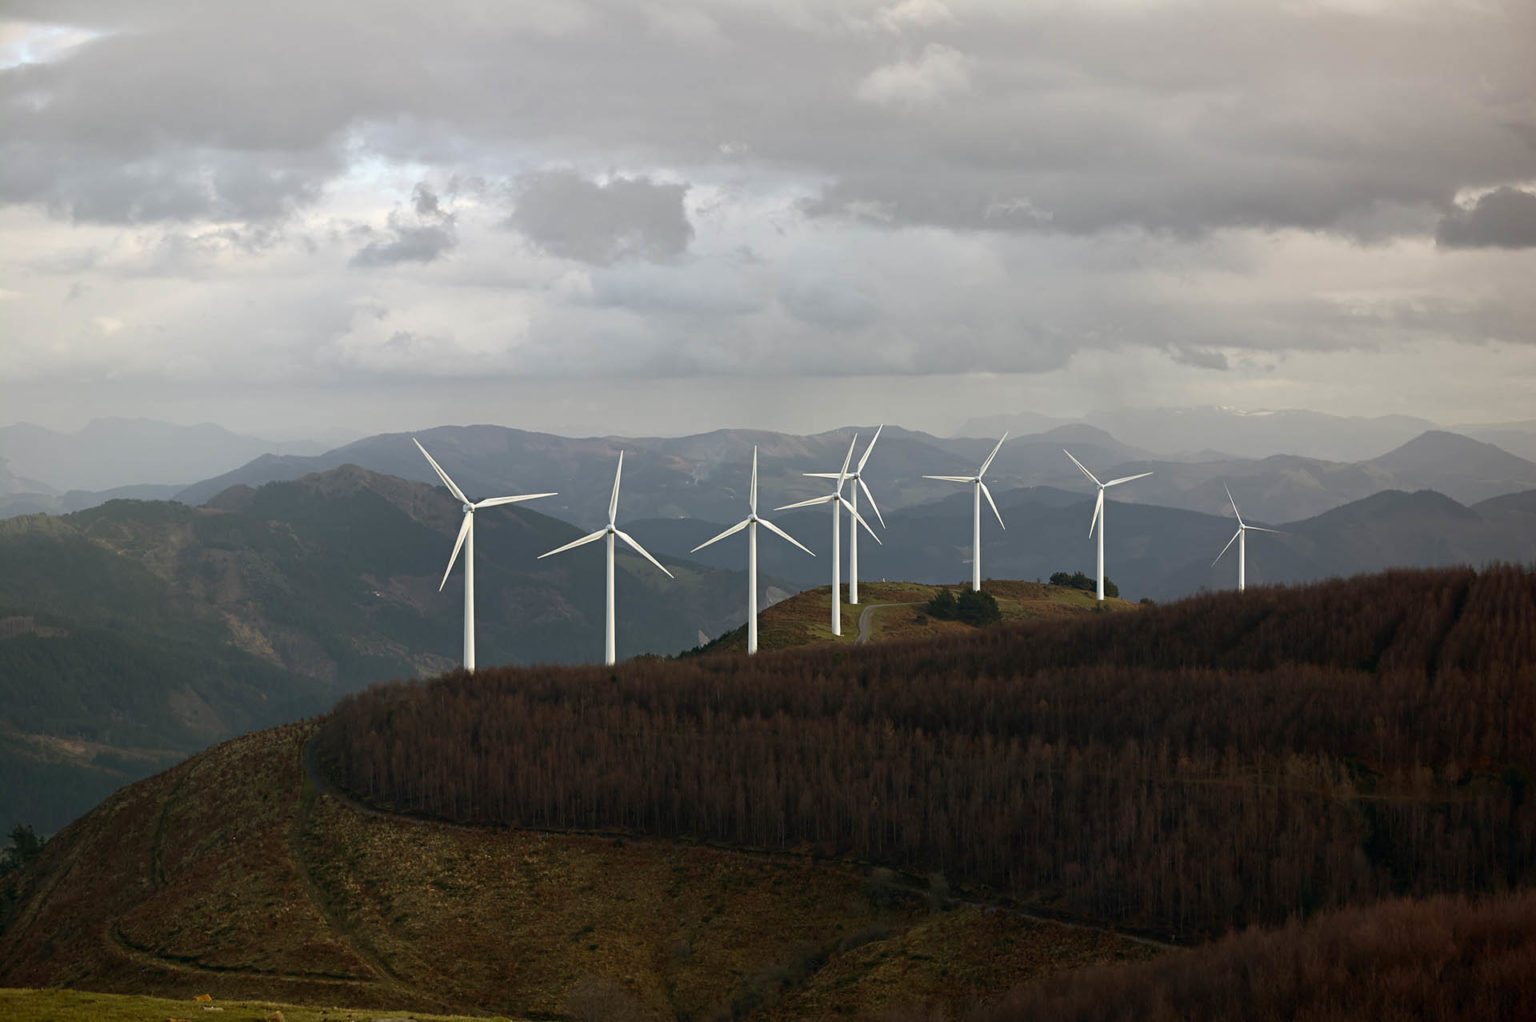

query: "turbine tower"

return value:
[775, 435, 881, 636]
[537, 452, 673, 666]
[1213, 482, 1281, 591]
[691, 447, 814, 654]
[805, 425, 884, 604]
[924, 433, 1008, 592]
[1063, 449, 1152, 601]
[413, 437, 555, 672]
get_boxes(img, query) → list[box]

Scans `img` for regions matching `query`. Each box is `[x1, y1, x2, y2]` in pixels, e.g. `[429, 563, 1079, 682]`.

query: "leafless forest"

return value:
[316, 565, 1536, 937]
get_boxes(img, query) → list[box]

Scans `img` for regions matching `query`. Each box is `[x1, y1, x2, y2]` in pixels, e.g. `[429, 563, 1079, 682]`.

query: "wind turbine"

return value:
[537, 452, 673, 666]
[413, 437, 555, 672]
[924, 434, 1007, 592]
[1063, 449, 1152, 601]
[805, 425, 884, 604]
[775, 435, 881, 636]
[691, 447, 814, 654]
[1213, 483, 1281, 592]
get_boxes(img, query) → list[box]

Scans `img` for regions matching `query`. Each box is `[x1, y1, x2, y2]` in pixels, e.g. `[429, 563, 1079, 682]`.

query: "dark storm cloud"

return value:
[1436, 188, 1536, 249]
[508, 171, 692, 264]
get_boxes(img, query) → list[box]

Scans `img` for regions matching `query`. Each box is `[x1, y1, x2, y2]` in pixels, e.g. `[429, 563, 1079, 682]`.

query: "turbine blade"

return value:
[615, 529, 674, 578]
[1089, 489, 1103, 537]
[1246, 526, 1284, 534]
[749, 447, 758, 514]
[608, 451, 624, 525]
[980, 482, 1005, 529]
[857, 424, 883, 473]
[475, 492, 557, 509]
[924, 475, 974, 483]
[848, 506, 883, 544]
[1213, 527, 1242, 565]
[858, 477, 885, 528]
[837, 434, 857, 485]
[690, 518, 749, 553]
[1104, 471, 1153, 488]
[803, 472, 844, 479]
[978, 432, 1008, 475]
[1063, 448, 1101, 487]
[439, 512, 473, 591]
[759, 517, 814, 556]
[1224, 482, 1244, 527]
[414, 437, 469, 504]
[775, 494, 836, 511]
[538, 528, 607, 559]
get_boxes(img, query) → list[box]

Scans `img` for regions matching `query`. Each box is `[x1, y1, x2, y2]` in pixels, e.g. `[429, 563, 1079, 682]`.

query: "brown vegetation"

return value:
[317, 565, 1536, 938]
[957, 890, 1536, 1022]
[0, 725, 1147, 1020]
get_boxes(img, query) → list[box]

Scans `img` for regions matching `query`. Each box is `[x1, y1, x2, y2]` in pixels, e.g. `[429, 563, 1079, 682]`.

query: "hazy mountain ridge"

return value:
[643, 481, 1536, 604]
[162, 423, 1536, 531]
[0, 418, 348, 513]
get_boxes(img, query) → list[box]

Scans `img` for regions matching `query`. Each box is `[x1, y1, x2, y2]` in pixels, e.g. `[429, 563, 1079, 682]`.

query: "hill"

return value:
[690, 579, 1133, 656]
[5, 566, 1534, 1018]
[0, 723, 1153, 1019]
[0, 466, 772, 836]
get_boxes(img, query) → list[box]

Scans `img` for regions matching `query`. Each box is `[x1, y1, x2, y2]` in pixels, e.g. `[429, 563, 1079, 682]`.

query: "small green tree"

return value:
[925, 587, 958, 620]
[955, 588, 1001, 626]
[1, 824, 43, 877]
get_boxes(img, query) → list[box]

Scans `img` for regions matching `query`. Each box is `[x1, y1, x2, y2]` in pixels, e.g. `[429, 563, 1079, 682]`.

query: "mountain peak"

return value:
[1370, 430, 1526, 469]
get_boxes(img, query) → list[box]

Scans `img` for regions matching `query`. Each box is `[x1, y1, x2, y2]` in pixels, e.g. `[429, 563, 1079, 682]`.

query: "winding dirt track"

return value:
[854, 601, 920, 644]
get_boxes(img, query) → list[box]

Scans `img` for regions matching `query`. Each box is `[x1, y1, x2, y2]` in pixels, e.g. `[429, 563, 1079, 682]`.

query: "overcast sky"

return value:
[2, 0, 1534, 440]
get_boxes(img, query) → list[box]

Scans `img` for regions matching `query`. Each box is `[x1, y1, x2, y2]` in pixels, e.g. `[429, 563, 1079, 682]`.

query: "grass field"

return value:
[693, 578, 1136, 655]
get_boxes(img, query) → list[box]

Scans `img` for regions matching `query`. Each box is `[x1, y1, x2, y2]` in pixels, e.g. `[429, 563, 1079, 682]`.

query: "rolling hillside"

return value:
[0, 466, 778, 836]
[4, 566, 1534, 1019]
[0, 722, 1153, 1020]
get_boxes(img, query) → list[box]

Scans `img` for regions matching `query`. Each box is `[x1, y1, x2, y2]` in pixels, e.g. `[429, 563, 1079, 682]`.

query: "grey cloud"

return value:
[779, 278, 878, 331]
[413, 183, 444, 218]
[350, 222, 457, 268]
[508, 170, 692, 264]
[1169, 346, 1230, 371]
[350, 182, 458, 268]
[1436, 188, 1536, 249]
[6, 0, 1534, 242]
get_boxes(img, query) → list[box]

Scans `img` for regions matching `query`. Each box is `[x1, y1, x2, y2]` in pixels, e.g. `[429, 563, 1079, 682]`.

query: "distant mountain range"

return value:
[646, 483, 1536, 603]
[7, 414, 1536, 526]
[0, 418, 353, 505]
[960, 406, 1536, 463]
[162, 422, 1536, 528]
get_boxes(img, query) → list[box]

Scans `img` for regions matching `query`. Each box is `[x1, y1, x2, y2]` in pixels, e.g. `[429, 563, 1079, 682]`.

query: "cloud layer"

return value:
[1, 0, 1533, 431]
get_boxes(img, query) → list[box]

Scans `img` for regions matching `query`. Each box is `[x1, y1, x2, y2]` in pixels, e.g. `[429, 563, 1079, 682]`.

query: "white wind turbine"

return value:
[775, 435, 881, 636]
[924, 433, 1008, 592]
[537, 452, 673, 666]
[691, 447, 814, 655]
[1063, 449, 1152, 602]
[805, 425, 884, 605]
[413, 437, 556, 672]
[1213, 483, 1281, 592]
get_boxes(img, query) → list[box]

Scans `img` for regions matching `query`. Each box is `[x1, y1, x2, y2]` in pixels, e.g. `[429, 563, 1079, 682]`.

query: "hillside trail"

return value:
[855, 601, 921, 643]
[302, 736, 1179, 953]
